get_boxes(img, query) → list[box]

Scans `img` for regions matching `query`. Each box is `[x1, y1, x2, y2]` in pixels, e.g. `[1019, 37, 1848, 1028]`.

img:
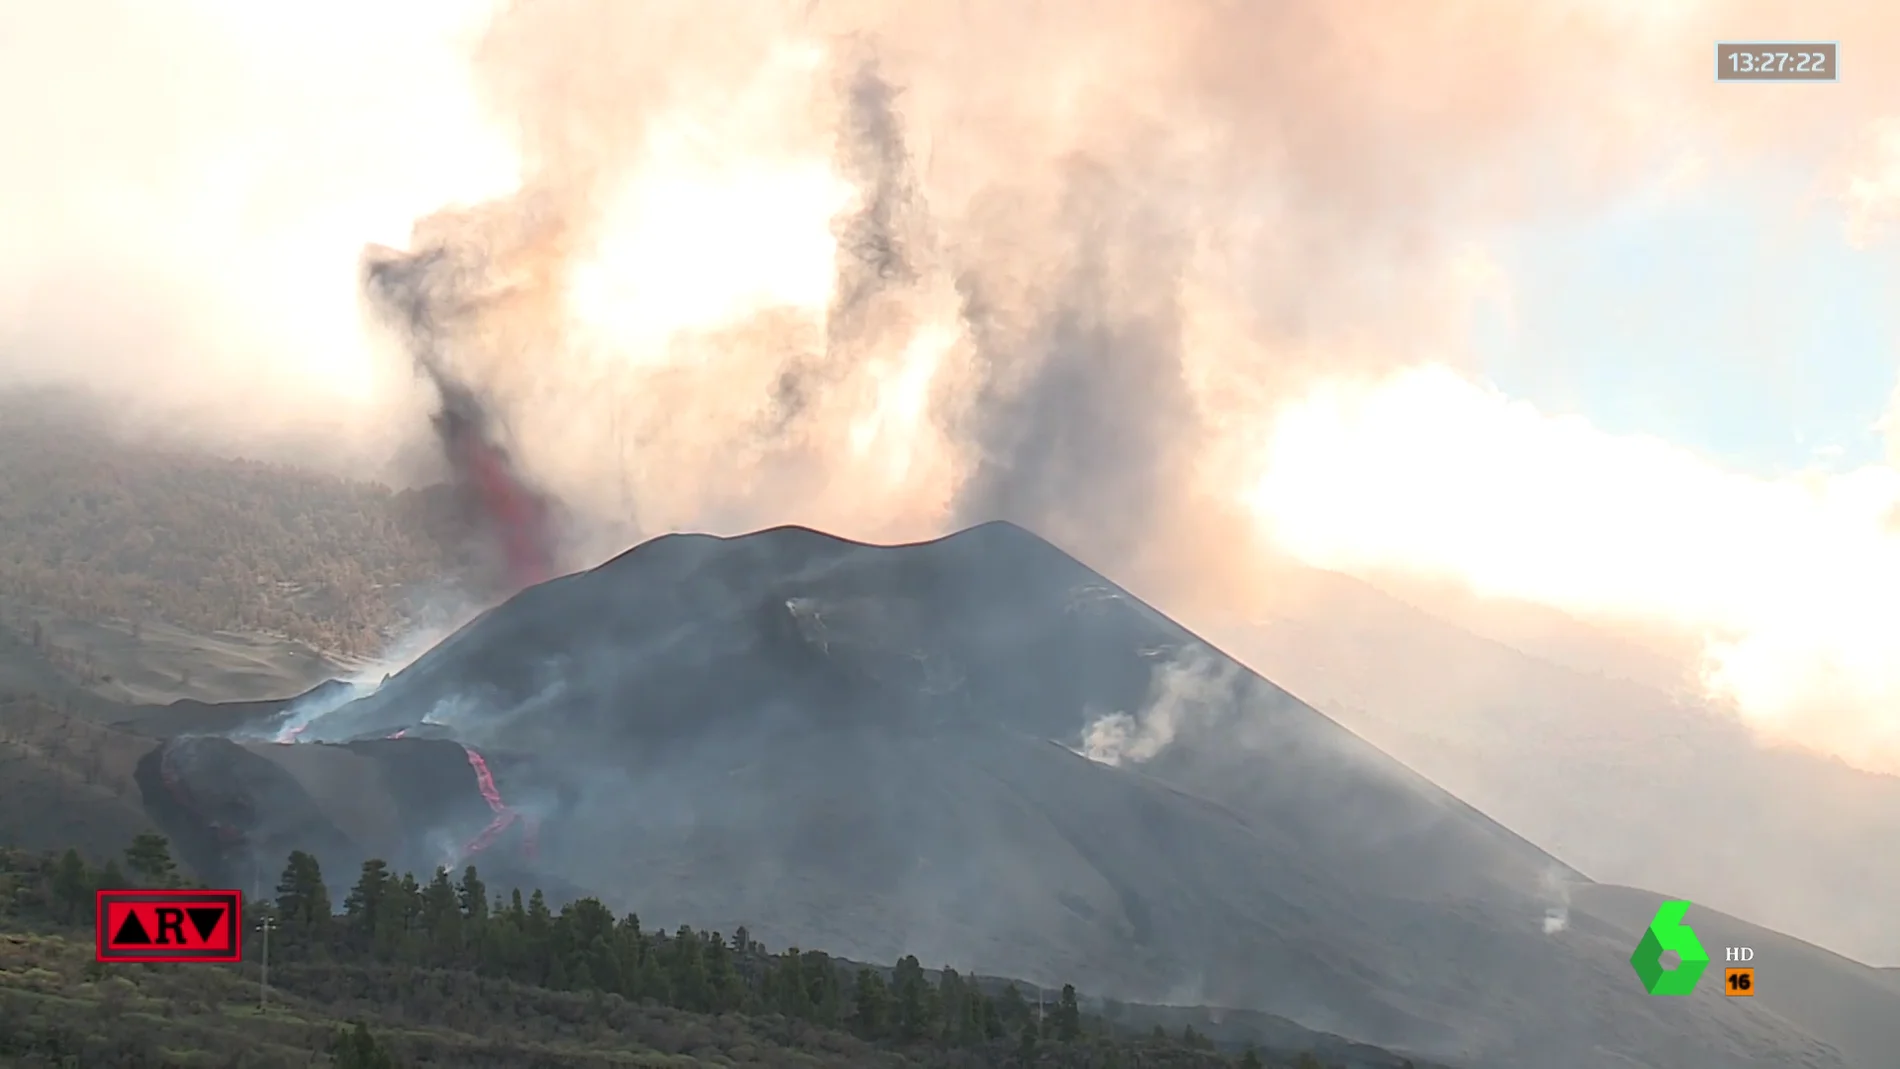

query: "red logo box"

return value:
[95, 889, 244, 963]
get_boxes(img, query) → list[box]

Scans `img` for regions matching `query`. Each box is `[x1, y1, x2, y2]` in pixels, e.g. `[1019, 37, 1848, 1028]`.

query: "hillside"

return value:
[1212, 565, 1900, 967]
[1570, 883, 1900, 1069]
[167, 522, 1879, 1068]
[0, 842, 1438, 1069]
[0, 391, 454, 660]
[0, 695, 159, 857]
[0, 698, 1443, 1066]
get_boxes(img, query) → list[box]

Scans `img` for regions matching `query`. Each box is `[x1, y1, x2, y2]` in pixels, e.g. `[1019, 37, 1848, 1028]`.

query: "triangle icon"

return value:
[112, 911, 154, 946]
[185, 906, 225, 943]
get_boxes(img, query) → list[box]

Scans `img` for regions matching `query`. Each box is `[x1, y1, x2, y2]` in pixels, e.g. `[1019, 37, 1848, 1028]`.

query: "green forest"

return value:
[0, 836, 1365, 1069]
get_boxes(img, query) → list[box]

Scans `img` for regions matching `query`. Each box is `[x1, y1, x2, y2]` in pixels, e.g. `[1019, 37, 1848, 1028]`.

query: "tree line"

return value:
[3, 834, 1359, 1069]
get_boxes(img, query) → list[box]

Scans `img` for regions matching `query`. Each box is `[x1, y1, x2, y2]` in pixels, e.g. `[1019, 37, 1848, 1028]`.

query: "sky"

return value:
[1486, 170, 1900, 475]
[4, 0, 1900, 776]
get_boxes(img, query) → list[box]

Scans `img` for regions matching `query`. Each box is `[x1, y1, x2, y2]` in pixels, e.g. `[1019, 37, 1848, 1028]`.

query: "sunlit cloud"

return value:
[1248, 364, 1900, 771]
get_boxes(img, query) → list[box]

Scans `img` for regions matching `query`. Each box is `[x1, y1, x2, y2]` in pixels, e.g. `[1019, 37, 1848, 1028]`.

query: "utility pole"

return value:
[256, 915, 275, 1011]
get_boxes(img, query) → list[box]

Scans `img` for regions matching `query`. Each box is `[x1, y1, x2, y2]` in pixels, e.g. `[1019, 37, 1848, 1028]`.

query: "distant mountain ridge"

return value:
[1212, 563, 1900, 969]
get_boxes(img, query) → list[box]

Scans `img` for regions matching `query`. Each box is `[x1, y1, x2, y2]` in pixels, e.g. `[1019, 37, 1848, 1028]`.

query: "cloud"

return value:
[1838, 118, 1900, 249]
[8, 0, 1900, 772]
[1248, 365, 1900, 771]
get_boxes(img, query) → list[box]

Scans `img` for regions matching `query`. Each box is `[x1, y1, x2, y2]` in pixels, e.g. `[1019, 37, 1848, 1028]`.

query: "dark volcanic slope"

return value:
[138, 734, 562, 904]
[253, 523, 1873, 1068]
[113, 679, 356, 737]
[1572, 884, 1900, 1069]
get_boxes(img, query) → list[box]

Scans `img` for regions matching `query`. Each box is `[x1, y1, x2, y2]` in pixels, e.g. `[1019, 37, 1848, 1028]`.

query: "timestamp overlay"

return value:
[1715, 41, 1838, 82]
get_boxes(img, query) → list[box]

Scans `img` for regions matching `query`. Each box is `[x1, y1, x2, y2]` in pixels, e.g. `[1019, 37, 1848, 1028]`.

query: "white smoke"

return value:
[1539, 864, 1574, 935]
[1076, 648, 1237, 766]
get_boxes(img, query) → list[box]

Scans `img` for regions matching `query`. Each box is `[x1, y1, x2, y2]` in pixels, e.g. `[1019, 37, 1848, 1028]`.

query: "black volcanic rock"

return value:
[176, 522, 1869, 1068]
[139, 734, 559, 901]
[137, 735, 360, 891]
[113, 678, 357, 738]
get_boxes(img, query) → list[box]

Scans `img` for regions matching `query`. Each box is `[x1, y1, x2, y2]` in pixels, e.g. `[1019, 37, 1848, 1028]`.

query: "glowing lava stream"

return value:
[460, 745, 538, 860]
[454, 430, 556, 593]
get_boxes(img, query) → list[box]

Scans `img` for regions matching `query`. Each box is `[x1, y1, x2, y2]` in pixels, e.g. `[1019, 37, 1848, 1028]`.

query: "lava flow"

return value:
[459, 745, 537, 860]
[432, 372, 559, 593]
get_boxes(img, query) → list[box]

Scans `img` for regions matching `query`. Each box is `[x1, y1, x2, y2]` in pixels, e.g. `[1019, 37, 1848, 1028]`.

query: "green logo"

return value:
[1630, 900, 1709, 995]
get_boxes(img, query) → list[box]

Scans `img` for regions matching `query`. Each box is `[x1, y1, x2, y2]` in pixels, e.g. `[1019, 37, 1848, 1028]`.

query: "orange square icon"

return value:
[1724, 967, 1755, 997]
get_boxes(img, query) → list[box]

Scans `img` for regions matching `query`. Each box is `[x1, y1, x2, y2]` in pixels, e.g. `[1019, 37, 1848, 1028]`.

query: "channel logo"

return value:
[1630, 900, 1709, 995]
[95, 888, 244, 964]
[1630, 899, 1758, 997]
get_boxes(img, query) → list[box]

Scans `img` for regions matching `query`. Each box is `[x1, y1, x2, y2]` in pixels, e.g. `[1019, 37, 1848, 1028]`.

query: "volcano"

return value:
[135, 522, 1894, 1068]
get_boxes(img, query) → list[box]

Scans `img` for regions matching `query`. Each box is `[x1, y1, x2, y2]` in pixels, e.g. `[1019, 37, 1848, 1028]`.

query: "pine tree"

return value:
[274, 851, 331, 949]
[938, 967, 968, 1044]
[999, 983, 1030, 1033]
[330, 1021, 396, 1069]
[982, 991, 1006, 1040]
[394, 873, 424, 961]
[456, 865, 487, 923]
[779, 946, 803, 1013]
[525, 888, 552, 950]
[801, 949, 841, 1024]
[852, 968, 889, 1038]
[1241, 1047, 1264, 1069]
[586, 934, 624, 996]
[704, 931, 739, 1012]
[421, 869, 462, 960]
[51, 848, 88, 923]
[344, 860, 391, 930]
[123, 833, 176, 887]
[634, 932, 669, 1003]
[613, 912, 646, 998]
[669, 925, 711, 1011]
[892, 955, 934, 1041]
[1054, 983, 1081, 1041]
[1017, 1019, 1040, 1063]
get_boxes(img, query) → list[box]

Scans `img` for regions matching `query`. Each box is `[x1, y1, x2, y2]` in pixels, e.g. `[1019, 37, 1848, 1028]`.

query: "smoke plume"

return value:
[9, 1, 1900, 768]
[1077, 649, 1237, 768]
[361, 233, 563, 596]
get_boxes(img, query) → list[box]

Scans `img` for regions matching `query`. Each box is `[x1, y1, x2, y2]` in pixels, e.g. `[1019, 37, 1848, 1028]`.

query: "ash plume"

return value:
[12, 0, 1900, 833]
[361, 235, 563, 598]
[758, 54, 932, 472]
[826, 56, 925, 348]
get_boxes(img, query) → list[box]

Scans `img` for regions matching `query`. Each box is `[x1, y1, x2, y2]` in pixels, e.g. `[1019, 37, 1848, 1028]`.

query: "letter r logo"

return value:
[1631, 900, 1709, 995]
